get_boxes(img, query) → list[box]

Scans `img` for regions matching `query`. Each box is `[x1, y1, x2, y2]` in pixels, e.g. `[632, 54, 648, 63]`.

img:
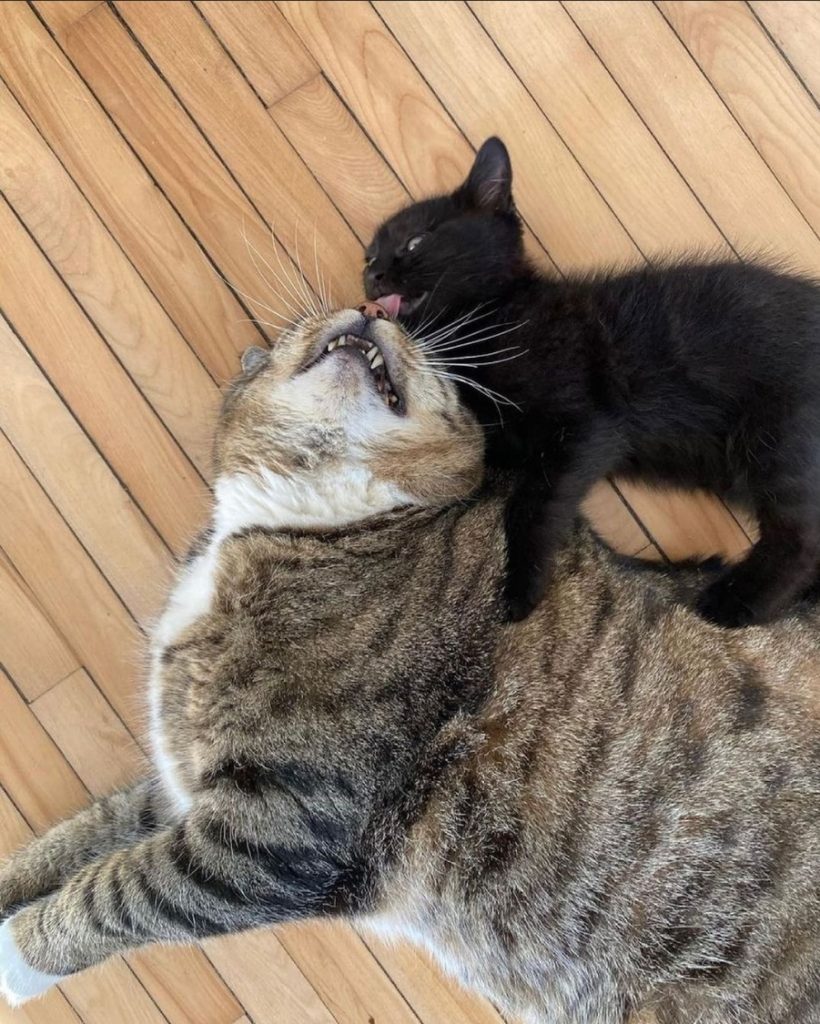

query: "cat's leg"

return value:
[696, 431, 820, 626]
[0, 791, 346, 1004]
[504, 423, 621, 620]
[0, 779, 160, 924]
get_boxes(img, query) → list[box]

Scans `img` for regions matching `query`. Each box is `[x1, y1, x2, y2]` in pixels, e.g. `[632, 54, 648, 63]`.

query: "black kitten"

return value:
[364, 137, 820, 627]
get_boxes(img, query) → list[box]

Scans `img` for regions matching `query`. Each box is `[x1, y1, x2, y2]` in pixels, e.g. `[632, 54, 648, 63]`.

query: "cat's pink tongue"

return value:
[375, 294, 403, 319]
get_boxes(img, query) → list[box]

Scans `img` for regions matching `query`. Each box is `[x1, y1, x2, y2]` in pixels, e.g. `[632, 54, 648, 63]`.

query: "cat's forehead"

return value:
[370, 195, 458, 254]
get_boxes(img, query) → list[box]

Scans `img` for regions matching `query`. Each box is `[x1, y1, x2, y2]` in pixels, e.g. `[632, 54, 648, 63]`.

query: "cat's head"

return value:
[213, 305, 483, 530]
[363, 137, 524, 320]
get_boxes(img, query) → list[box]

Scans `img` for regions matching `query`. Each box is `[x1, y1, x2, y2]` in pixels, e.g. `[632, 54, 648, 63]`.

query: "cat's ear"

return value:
[240, 346, 270, 375]
[456, 137, 514, 213]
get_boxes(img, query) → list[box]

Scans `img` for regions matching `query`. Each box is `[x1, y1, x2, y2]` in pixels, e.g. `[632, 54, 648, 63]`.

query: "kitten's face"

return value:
[214, 307, 483, 507]
[364, 138, 524, 321]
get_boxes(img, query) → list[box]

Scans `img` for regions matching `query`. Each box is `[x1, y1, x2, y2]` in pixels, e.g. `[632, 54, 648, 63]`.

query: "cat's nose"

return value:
[357, 301, 389, 320]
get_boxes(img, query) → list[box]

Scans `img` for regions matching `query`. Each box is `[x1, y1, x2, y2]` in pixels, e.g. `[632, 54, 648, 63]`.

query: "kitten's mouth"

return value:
[306, 333, 403, 412]
[376, 293, 428, 319]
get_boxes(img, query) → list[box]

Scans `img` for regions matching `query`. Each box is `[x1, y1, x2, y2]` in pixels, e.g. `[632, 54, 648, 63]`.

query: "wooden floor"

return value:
[0, 2, 819, 1021]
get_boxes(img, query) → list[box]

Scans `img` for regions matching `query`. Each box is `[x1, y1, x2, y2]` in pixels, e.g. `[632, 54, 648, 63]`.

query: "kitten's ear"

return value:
[457, 137, 514, 213]
[240, 346, 270, 375]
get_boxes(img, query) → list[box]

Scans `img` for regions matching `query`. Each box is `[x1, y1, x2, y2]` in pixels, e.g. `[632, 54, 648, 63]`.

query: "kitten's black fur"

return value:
[364, 137, 820, 627]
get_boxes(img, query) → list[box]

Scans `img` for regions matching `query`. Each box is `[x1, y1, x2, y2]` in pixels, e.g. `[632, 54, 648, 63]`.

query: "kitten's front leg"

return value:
[504, 424, 620, 620]
[0, 780, 159, 924]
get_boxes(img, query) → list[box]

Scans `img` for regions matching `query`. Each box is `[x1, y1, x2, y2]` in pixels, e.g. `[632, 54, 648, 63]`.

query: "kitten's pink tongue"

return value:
[375, 294, 403, 319]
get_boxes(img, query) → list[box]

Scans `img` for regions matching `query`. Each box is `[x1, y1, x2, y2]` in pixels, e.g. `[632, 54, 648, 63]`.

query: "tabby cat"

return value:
[1, 306, 819, 1024]
[364, 137, 820, 628]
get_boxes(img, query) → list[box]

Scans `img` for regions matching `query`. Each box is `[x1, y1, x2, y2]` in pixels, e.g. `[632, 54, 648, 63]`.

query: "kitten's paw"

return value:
[695, 580, 756, 628]
[0, 915, 63, 1006]
[503, 573, 544, 622]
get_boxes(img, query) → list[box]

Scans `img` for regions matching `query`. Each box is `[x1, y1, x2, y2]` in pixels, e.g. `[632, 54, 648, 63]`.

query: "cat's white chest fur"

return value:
[148, 466, 412, 820]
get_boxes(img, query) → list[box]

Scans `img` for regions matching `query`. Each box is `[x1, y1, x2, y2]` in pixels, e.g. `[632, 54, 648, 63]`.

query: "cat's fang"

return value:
[366, 346, 379, 362]
[371, 353, 385, 370]
[326, 340, 338, 352]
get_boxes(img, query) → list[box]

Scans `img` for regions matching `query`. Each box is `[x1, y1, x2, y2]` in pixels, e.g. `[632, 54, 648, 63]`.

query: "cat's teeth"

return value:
[366, 346, 379, 362]
[388, 393, 398, 406]
[370, 353, 385, 370]
[326, 339, 338, 352]
[337, 337, 348, 347]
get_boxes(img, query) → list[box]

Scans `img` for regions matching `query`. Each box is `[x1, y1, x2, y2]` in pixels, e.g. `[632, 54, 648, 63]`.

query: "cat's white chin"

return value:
[0, 916, 65, 1006]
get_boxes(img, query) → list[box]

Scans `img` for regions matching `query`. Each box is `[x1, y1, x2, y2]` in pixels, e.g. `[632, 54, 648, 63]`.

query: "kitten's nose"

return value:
[357, 301, 389, 320]
[364, 268, 384, 295]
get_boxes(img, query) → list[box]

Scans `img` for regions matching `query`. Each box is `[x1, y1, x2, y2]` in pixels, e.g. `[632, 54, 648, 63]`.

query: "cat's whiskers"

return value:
[291, 221, 323, 318]
[312, 225, 334, 314]
[268, 222, 320, 319]
[241, 222, 305, 323]
[425, 347, 529, 369]
[423, 321, 529, 356]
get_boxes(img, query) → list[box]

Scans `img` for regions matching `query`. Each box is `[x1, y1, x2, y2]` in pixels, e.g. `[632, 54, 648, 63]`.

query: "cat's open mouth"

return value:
[307, 333, 403, 411]
[375, 293, 428, 319]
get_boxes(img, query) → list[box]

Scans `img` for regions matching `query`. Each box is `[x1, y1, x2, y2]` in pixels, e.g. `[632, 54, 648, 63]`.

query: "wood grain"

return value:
[195, 0, 318, 107]
[0, 77, 219, 475]
[470, 0, 729, 256]
[7, 0, 261, 382]
[116, 0, 365, 306]
[564, 0, 820, 274]
[0, 432, 143, 733]
[0, 549, 79, 701]
[751, 1, 820, 104]
[0, 197, 207, 554]
[660, 0, 820, 235]
[270, 73, 410, 244]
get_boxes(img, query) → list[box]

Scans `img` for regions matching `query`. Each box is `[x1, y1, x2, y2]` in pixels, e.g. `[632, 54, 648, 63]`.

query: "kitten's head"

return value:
[213, 306, 483, 525]
[363, 137, 524, 320]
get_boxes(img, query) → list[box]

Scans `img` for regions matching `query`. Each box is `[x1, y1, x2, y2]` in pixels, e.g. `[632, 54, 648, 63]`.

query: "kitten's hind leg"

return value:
[696, 455, 820, 627]
[0, 779, 160, 923]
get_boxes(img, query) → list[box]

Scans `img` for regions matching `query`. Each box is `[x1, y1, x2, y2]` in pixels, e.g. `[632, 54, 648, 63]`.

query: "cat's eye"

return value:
[406, 234, 427, 253]
[365, 254, 376, 268]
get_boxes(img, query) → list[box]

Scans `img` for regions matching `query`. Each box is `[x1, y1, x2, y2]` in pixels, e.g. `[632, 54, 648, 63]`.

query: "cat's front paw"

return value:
[0, 915, 63, 1006]
[695, 579, 756, 628]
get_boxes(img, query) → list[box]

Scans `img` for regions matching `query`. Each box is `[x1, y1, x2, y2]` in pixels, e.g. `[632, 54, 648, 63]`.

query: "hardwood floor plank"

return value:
[563, 1, 820, 274]
[278, 921, 422, 1024]
[270, 73, 410, 244]
[204, 930, 337, 1024]
[0, 668, 87, 833]
[582, 482, 655, 558]
[469, 0, 729, 257]
[660, 0, 820, 236]
[128, 945, 244, 1024]
[116, 0, 365, 305]
[612, 483, 753, 563]
[0, 77, 219, 476]
[32, 0, 102, 36]
[751, 1, 820, 105]
[362, 936, 507, 1024]
[60, 959, 170, 1024]
[33, 669, 146, 790]
[51, 2, 306, 353]
[0, 197, 207, 554]
[0, 549, 79, 701]
[0, 432, 143, 733]
[0, 315, 172, 626]
[195, 0, 317, 107]
[5, 0, 258, 382]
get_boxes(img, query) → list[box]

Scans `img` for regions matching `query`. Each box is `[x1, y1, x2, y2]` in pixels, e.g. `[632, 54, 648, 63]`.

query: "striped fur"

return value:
[1, 311, 819, 1022]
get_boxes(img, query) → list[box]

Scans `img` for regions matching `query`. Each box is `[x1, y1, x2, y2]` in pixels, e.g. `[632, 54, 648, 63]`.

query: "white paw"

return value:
[0, 915, 64, 1006]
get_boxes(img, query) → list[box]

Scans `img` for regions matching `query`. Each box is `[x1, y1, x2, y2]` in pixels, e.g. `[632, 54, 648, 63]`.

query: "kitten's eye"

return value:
[406, 234, 427, 253]
[364, 254, 376, 268]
